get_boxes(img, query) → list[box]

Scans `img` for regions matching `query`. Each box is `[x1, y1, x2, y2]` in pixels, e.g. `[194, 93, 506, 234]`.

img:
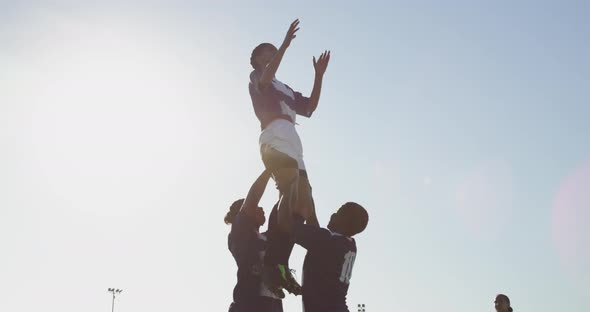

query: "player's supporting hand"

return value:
[281, 19, 300, 49]
[313, 50, 330, 77]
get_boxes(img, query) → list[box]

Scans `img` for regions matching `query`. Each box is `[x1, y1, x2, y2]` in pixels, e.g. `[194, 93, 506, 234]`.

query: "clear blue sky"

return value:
[1, 1, 588, 311]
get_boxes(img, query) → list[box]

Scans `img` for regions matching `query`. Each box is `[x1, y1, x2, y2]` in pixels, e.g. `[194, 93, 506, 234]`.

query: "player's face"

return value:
[327, 210, 341, 232]
[255, 207, 266, 226]
[256, 46, 277, 69]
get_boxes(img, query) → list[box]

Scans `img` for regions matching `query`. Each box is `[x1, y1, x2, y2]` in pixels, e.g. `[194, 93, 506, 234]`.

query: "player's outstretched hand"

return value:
[313, 50, 331, 77]
[281, 19, 300, 49]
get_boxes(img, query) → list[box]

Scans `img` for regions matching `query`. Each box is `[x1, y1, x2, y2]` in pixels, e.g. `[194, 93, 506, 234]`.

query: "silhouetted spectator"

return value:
[495, 294, 513, 312]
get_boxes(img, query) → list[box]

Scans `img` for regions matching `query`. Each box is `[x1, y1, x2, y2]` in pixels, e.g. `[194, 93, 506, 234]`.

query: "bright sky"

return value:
[1, 1, 589, 311]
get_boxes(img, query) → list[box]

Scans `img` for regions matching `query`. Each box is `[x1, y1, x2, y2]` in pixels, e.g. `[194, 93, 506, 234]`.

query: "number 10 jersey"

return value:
[293, 221, 358, 312]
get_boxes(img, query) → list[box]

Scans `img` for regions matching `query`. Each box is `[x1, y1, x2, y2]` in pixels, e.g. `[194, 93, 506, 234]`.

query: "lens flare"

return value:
[552, 158, 590, 285]
[454, 160, 514, 240]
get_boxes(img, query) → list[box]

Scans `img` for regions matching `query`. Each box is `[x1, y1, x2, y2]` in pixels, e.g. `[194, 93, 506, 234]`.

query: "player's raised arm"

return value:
[307, 50, 330, 115]
[305, 203, 320, 227]
[259, 19, 300, 91]
[291, 215, 331, 250]
[240, 170, 272, 218]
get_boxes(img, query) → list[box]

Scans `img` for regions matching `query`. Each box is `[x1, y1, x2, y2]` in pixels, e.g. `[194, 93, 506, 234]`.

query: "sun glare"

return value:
[18, 15, 216, 216]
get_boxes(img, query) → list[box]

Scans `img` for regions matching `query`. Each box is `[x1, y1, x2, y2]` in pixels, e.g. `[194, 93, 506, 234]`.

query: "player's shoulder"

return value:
[330, 231, 356, 248]
[232, 211, 257, 232]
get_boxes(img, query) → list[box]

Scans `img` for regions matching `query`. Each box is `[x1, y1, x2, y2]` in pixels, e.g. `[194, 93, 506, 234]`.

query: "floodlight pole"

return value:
[107, 288, 123, 312]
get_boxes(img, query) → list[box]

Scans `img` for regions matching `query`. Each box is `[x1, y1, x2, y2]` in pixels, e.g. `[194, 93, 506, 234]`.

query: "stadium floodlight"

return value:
[107, 287, 124, 312]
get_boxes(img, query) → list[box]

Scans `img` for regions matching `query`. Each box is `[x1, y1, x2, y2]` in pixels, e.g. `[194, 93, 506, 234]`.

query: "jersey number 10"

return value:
[339, 251, 356, 284]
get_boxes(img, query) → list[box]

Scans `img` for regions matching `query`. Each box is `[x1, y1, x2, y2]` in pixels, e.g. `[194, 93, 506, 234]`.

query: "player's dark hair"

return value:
[496, 294, 513, 312]
[224, 199, 244, 224]
[250, 43, 275, 70]
[341, 202, 368, 236]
